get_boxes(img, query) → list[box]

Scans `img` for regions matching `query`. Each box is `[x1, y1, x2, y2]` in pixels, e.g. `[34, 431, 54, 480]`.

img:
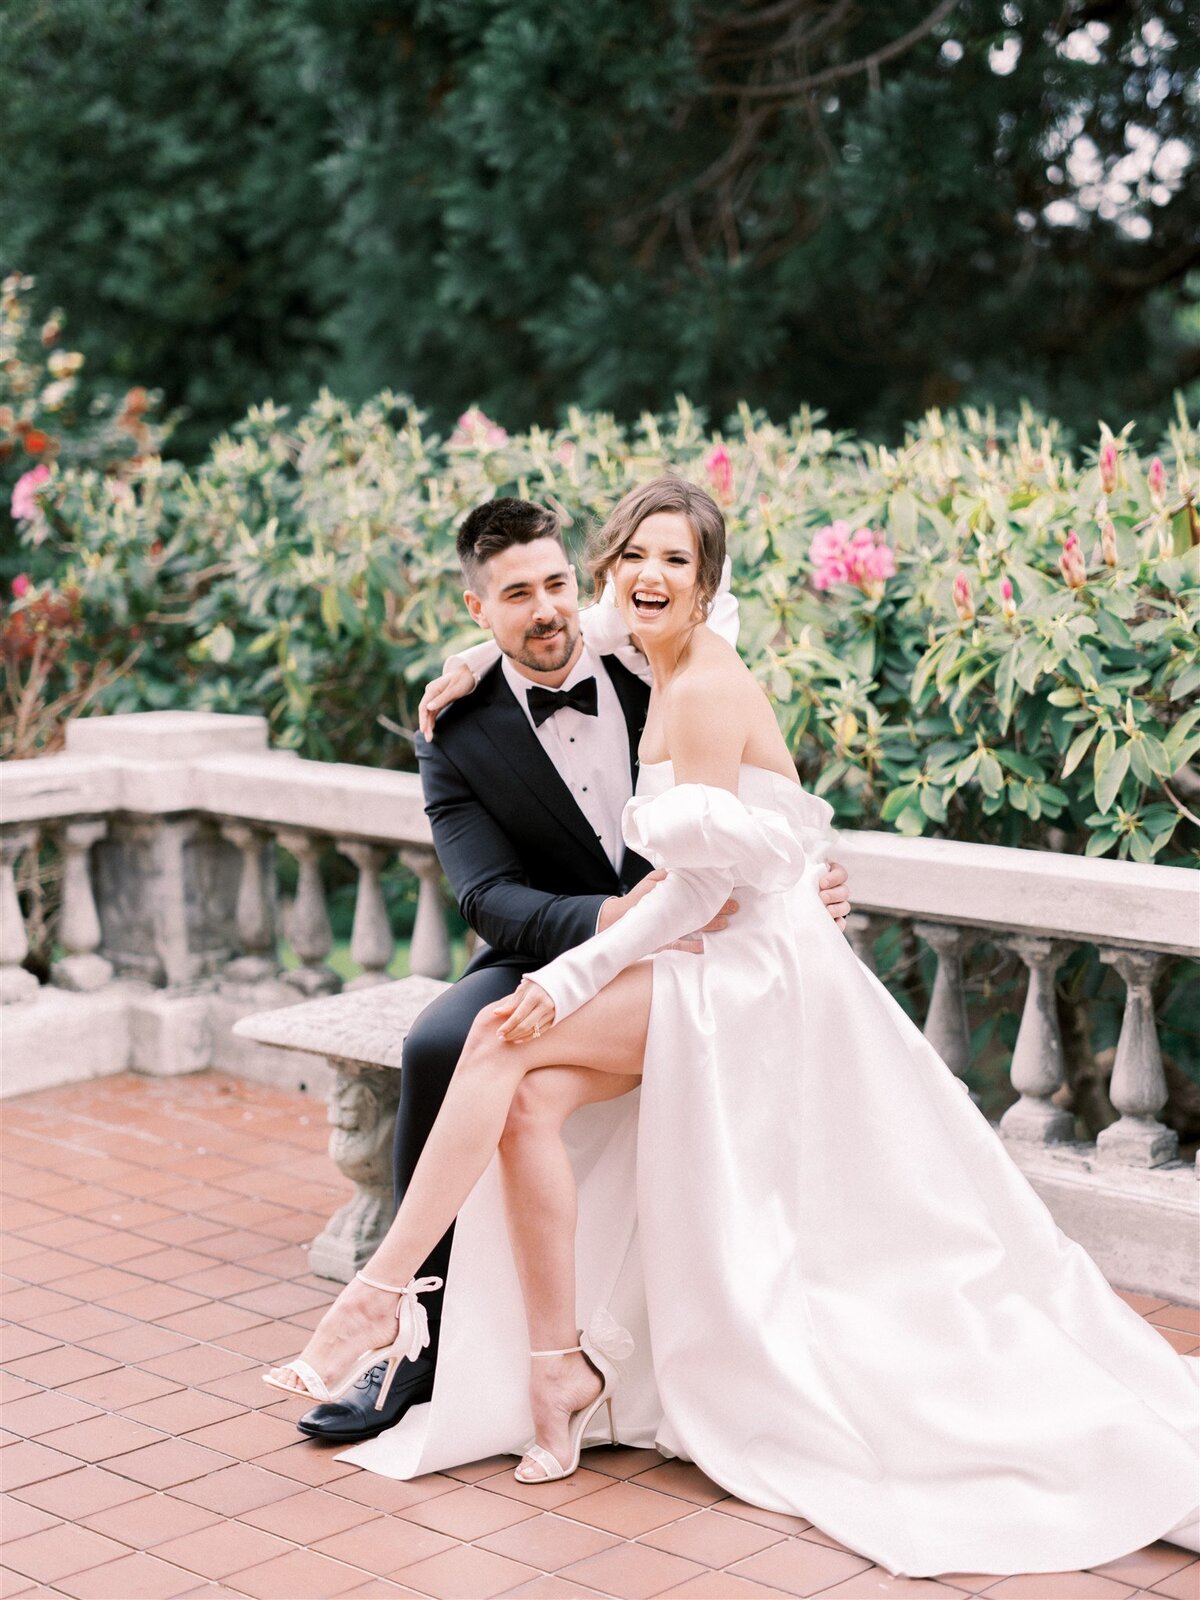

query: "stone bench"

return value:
[233, 975, 449, 1280]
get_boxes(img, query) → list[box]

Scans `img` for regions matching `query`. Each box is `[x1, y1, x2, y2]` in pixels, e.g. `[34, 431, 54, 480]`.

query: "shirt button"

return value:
[582, 785, 588, 792]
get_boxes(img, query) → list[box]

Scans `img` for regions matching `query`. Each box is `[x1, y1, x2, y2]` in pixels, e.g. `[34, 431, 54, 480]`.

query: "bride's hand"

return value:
[494, 980, 556, 1043]
[418, 661, 476, 739]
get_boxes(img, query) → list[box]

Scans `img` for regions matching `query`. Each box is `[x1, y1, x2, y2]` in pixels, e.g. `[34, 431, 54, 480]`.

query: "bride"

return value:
[266, 476, 1199, 1577]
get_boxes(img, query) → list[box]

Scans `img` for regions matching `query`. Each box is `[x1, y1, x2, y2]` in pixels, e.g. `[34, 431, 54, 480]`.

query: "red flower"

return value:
[23, 429, 50, 456]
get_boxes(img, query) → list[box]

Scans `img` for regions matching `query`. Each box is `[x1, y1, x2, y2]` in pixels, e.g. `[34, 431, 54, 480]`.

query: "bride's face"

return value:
[612, 512, 701, 644]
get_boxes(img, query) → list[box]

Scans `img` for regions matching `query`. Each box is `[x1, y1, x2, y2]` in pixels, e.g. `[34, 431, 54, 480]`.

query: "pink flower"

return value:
[809, 521, 850, 567]
[1099, 440, 1118, 496]
[11, 573, 30, 598]
[449, 408, 509, 451]
[10, 463, 50, 521]
[809, 520, 895, 595]
[1000, 576, 1016, 620]
[952, 572, 974, 622]
[863, 543, 896, 582]
[1059, 531, 1087, 590]
[705, 445, 734, 503]
[1147, 456, 1166, 507]
[1100, 521, 1118, 568]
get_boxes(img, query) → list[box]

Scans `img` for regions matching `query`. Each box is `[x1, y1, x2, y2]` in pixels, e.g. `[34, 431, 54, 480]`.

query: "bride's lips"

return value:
[631, 590, 669, 621]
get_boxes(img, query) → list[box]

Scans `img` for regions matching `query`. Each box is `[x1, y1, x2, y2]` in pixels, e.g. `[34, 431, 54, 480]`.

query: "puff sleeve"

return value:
[527, 783, 830, 1025]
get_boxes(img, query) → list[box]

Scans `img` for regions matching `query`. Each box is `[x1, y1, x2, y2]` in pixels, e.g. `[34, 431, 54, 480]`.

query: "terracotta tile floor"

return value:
[2, 1072, 1198, 1600]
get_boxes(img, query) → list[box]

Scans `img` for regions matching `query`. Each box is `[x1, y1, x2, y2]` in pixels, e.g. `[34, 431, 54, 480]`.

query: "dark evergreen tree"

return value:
[2, 0, 1196, 450]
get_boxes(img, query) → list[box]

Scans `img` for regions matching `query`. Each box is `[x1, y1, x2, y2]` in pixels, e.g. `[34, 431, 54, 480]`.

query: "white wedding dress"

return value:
[344, 760, 1199, 1577]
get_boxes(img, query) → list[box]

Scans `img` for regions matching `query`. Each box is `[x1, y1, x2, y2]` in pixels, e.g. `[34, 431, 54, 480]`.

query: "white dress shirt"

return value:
[502, 646, 632, 874]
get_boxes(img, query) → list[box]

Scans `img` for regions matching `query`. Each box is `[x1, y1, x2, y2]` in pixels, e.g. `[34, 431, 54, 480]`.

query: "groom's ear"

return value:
[464, 588, 488, 628]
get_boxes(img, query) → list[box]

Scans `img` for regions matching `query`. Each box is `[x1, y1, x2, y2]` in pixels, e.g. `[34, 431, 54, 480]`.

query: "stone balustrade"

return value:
[1, 712, 452, 1095]
[2, 710, 1198, 1302]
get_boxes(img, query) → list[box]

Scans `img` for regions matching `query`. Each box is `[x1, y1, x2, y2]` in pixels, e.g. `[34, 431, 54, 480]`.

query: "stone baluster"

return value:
[51, 819, 113, 992]
[220, 821, 278, 984]
[913, 920, 974, 1093]
[401, 847, 452, 980]
[999, 936, 1074, 1145]
[276, 829, 340, 996]
[0, 828, 39, 1004]
[1095, 947, 1178, 1168]
[844, 912, 882, 974]
[338, 840, 395, 989]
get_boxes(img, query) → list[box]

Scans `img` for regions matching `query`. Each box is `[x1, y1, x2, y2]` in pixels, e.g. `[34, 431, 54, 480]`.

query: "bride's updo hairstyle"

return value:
[587, 476, 726, 618]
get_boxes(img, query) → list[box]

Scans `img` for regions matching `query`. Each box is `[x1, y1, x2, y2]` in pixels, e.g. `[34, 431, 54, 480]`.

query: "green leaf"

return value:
[919, 784, 948, 823]
[319, 587, 342, 635]
[1092, 728, 1116, 790]
[1084, 828, 1120, 857]
[880, 783, 919, 823]
[1061, 725, 1097, 777]
[1094, 741, 1131, 814]
[977, 751, 1004, 798]
[1170, 661, 1200, 701]
[997, 749, 1042, 779]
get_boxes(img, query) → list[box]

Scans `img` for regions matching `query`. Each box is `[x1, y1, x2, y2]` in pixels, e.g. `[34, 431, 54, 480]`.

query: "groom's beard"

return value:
[510, 618, 580, 675]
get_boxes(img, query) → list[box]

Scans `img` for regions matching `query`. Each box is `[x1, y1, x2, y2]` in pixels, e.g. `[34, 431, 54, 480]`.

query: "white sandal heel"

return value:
[515, 1318, 629, 1484]
[263, 1270, 443, 1409]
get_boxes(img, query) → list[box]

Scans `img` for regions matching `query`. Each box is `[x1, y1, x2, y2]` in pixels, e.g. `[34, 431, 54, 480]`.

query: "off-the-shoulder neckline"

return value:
[639, 758, 801, 789]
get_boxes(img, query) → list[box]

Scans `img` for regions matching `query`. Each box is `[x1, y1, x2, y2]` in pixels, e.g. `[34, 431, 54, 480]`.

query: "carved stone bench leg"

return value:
[308, 1058, 402, 1281]
[231, 973, 452, 1284]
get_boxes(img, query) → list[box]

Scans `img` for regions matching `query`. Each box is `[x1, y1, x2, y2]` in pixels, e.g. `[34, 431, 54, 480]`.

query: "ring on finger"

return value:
[533, 1024, 542, 1039]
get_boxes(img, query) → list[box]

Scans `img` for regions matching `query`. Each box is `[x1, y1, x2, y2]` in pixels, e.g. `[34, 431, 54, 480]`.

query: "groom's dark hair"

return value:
[457, 498, 563, 591]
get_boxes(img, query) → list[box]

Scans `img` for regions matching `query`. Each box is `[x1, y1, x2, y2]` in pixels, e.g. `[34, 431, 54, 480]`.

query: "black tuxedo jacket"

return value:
[415, 655, 654, 972]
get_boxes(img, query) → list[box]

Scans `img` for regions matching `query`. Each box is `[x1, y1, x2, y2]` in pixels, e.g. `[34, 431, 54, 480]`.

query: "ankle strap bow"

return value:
[356, 1272, 444, 1364]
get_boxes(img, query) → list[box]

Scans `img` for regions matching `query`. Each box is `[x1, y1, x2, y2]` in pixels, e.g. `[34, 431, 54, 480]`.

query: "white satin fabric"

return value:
[344, 763, 1199, 1577]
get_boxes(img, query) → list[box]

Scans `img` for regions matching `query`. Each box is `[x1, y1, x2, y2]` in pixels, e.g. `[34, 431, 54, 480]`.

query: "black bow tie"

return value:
[526, 677, 599, 728]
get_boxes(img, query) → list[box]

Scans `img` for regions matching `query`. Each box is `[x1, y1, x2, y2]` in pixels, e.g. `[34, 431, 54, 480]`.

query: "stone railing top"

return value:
[3, 713, 432, 845]
[65, 710, 270, 760]
[837, 830, 1199, 957]
[233, 976, 450, 1068]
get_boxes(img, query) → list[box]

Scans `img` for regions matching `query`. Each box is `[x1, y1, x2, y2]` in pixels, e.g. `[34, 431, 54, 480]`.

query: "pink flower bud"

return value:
[705, 445, 734, 504]
[1000, 576, 1016, 620]
[1098, 440, 1118, 496]
[1058, 531, 1087, 590]
[952, 571, 974, 622]
[1147, 456, 1166, 507]
[1100, 521, 1117, 567]
[11, 573, 30, 598]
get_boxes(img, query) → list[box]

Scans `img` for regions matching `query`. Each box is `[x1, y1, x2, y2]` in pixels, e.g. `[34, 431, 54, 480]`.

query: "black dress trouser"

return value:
[390, 961, 529, 1356]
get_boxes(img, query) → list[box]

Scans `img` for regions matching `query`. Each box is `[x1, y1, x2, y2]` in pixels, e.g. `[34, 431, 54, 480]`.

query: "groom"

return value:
[298, 496, 852, 1442]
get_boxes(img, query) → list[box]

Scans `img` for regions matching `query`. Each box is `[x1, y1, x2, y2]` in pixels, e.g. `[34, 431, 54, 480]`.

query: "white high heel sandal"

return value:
[263, 1271, 443, 1409]
[515, 1313, 633, 1484]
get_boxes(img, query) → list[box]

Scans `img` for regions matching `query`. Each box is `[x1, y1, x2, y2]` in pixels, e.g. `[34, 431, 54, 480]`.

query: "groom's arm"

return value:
[417, 734, 608, 963]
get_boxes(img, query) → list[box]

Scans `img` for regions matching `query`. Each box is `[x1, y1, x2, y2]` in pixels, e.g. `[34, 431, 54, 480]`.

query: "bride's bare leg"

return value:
[499, 1066, 638, 1471]
[267, 964, 651, 1394]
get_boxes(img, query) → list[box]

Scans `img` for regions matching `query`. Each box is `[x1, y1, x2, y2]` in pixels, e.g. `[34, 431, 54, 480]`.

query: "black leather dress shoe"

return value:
[296, 1352, 435, 1443]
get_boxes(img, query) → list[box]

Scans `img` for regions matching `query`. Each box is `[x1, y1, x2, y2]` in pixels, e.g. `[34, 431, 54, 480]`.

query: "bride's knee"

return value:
[498, 1075, 558, 1157]
[458, 1004, 522, 1079]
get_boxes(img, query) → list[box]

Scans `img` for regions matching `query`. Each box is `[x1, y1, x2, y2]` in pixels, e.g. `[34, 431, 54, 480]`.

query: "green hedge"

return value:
[11, 390, 1198, 865]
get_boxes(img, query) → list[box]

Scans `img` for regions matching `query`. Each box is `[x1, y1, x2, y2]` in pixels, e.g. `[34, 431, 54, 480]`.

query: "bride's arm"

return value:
[498, 673, 747, 1037]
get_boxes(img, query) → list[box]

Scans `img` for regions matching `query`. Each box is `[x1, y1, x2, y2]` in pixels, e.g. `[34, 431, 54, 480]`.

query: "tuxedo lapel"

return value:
[600, 655, 649, 788]
[598, 656, 652, 885]
[475, 666, 617, 876]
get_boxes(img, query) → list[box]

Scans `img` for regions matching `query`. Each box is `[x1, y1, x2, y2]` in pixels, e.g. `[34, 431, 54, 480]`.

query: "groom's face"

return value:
[465, 537, 583, 682]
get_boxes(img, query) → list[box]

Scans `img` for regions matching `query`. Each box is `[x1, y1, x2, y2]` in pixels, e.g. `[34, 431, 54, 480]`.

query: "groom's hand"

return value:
[599, 871, 739, 955]
[819, 861, 851, 931]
